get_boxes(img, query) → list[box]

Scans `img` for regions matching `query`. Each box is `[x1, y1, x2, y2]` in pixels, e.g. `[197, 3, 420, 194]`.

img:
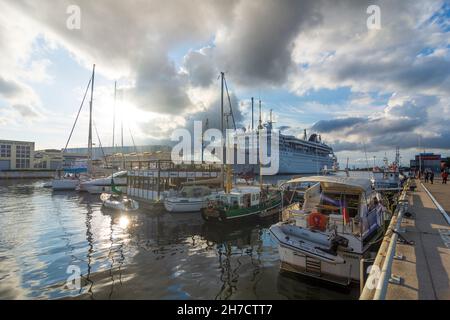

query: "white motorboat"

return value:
[79, 171, 127, 194]
[51, 177, 80, 191]
[51, 170, 89, 191]
[164, 185, 216, 213]
[270, 176, 386, 286]
[101, 193, 139, 211]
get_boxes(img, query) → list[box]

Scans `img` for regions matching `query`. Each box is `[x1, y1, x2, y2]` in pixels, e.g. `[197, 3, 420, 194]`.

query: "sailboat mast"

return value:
[113, 81, 116, 155]
[258, 99, 263, 191]
[88, 64, 95, 168]
[220, 72, 225, 190]
[112, 81, 117, 176]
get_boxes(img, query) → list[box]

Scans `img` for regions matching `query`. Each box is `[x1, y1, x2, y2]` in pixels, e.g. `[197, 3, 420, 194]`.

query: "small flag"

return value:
[343, 207, 350, 225]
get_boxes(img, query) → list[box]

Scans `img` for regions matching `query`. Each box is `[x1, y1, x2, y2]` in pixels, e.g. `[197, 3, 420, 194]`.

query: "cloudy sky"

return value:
[0, 0, 449, 167]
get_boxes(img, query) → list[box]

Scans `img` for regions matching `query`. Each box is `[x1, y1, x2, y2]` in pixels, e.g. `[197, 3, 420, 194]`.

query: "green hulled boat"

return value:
[201, 186, 282, 222]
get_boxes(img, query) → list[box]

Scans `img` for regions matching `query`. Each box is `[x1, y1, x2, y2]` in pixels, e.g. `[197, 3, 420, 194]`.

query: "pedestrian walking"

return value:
[430, 171, 434, 184]
[424, 171, 429, 183]
[443, 171, 448, 184]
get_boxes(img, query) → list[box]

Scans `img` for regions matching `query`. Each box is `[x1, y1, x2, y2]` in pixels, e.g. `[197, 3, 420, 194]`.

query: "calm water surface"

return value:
[0, 176, 364, 299]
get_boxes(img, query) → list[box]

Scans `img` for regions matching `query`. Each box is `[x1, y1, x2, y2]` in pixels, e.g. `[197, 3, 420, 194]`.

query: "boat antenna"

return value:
[258, 99, 263, 129]
[88, 64, 95, 171]
[251, 97, 254, 130]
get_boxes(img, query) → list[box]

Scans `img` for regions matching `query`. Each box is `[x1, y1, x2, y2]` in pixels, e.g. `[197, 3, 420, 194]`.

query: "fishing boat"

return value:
[201, 185, 282, 221]
[201, 73, 283, 222]
[164, 185, 217, 213]
[270, 176, 387, 286]
[371, 150, 404, 192]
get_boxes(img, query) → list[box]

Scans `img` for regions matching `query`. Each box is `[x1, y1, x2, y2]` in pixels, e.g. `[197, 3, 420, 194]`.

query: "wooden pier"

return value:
[361, 179, 450, 299]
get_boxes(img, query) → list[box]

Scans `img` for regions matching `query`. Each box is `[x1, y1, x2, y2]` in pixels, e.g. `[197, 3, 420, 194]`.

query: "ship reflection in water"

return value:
[0, 179, 358, 299]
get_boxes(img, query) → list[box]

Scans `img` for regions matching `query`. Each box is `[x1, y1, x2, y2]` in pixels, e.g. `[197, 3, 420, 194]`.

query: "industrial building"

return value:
[0, 139, 35, 171]
[410, 152, 442, 173]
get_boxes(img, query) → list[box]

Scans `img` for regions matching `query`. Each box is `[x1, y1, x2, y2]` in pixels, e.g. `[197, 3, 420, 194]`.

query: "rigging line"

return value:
[128, 126, 141, 162]
[112, 81, 117, 152]
[93, 121, 108, 166]
[62, 76, 92, 154]
[223, 75, 236, 130]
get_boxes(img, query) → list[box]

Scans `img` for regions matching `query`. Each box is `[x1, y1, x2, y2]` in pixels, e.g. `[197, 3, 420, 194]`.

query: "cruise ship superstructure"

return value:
[233, 119, 337, 175]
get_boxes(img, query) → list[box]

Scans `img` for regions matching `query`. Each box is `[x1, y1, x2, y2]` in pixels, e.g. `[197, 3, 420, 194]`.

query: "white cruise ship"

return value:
[233, 120, 337, 175]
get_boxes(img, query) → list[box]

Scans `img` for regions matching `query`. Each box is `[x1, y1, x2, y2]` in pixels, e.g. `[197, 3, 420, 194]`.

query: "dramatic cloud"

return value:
[214, 0, 322, 87]
[312, 117, 367, 133]
[183, 48, 216, 88]
[313, 94, 446, 152]
[1, 0, 448, 154]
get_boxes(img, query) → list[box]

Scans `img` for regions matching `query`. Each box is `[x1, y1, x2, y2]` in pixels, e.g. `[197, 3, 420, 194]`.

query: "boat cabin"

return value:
[178, 185, 212, 198]
[216, 187, 262, 209]
[285, 176, 383, 241]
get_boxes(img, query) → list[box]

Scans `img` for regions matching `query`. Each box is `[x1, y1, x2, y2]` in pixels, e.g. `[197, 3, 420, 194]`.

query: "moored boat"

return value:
[78, 171, 127, 194]
[270, 176, 387, 286]
[201, 185, 282, 222]
[101, 192, 139, 211]
[164, 185, 217, 213]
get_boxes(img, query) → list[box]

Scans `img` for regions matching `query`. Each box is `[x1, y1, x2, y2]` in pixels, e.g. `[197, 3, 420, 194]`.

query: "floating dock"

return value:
[361, 179, 450, 300]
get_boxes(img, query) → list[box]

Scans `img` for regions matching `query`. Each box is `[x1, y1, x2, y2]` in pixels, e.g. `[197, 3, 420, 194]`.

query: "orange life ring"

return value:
[308, 211, 329, 231]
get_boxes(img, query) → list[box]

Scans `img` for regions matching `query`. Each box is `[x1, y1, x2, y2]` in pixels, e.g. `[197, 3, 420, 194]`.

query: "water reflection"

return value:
[0, 180, 358, 300]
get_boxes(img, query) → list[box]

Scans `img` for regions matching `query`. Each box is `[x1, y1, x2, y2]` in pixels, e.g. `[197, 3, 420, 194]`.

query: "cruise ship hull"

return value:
[234, 154, 334, 175]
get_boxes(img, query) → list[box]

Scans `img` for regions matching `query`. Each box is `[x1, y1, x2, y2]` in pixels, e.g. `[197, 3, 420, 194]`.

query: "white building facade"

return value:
[0, 140, 35, 171]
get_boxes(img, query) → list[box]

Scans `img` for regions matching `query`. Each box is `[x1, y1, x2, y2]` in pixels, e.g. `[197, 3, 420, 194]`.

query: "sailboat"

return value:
[201, 73, 282, 221]
[101, 81, 139, 211]
[79, 82, 128, 194]
[52, 65, 96, 191]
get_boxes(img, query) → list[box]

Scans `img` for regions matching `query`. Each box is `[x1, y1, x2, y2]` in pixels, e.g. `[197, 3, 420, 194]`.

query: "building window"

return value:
[16, 158, 30, 169]
[0, 144, 11, 157]
[16, 145, 31, 158]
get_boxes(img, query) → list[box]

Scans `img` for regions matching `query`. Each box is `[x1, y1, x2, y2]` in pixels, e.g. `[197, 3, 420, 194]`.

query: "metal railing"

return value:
[359, 180, 410, 300]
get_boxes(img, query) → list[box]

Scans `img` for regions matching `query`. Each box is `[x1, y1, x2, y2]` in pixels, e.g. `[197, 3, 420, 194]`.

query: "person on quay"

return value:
[443, 170, 448, 184]
[430, 171, 434, 184]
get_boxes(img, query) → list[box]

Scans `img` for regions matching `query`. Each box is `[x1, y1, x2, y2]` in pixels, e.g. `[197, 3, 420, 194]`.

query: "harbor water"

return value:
[0, 175, 369, 300]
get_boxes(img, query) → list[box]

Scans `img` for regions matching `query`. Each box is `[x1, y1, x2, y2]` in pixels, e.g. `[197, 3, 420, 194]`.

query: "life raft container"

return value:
[307, 211, 329, 231]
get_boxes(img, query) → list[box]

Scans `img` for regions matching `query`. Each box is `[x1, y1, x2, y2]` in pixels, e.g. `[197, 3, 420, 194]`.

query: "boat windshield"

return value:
[180, 186, 211, 197]
[316, 192, 360, 218]
[109, 171, 127, 178]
